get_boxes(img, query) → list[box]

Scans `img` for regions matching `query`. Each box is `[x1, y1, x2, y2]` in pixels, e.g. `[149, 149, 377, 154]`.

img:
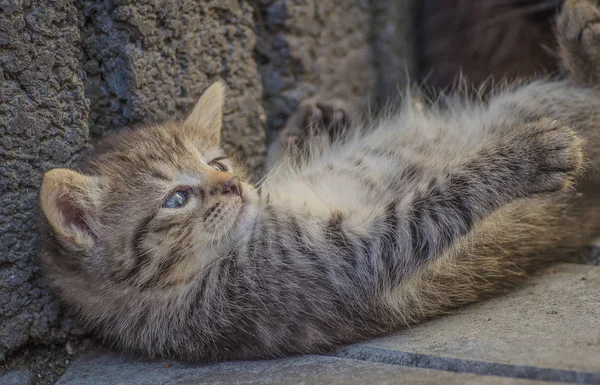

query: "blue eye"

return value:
[163, 191, 188, 208]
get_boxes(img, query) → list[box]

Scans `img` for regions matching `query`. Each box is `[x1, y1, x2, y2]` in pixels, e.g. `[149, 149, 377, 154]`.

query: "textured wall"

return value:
[0, 0, 89, 356]
[78, 0, 266, 172]
[0, 0, 414, 358]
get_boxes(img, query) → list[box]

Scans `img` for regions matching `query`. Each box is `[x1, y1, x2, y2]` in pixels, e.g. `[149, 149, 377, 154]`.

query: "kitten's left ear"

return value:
[185, 81, 225, 143]
[40, 169, 103, 253]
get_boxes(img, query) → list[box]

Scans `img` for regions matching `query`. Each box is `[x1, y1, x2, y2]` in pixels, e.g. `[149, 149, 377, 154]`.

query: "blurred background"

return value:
[419, 0, 562, 90]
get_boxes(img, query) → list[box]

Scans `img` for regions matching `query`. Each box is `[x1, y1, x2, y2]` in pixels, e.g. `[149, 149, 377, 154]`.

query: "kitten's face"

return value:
[40, 82, 258, 289]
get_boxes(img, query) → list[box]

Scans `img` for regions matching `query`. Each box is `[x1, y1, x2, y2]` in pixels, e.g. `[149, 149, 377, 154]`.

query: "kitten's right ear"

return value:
[40, 169, 103, 252]
[184, 81, 225, 143]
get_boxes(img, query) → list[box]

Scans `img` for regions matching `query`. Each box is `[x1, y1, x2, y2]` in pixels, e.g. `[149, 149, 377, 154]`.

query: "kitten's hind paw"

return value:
[557, 0, 600, 83]
[276, 97, 356, 152]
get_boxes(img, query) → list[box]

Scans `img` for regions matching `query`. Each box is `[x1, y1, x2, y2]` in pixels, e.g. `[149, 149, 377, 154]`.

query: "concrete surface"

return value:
[56, 351, 556, 385]
[0, 370, 35, 385]
[55, 263, 599, 385]
[0, 0, 415, 358]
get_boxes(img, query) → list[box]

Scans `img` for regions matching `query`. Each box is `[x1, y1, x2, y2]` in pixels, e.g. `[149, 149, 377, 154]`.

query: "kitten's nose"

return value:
[221, 177, 242, 197]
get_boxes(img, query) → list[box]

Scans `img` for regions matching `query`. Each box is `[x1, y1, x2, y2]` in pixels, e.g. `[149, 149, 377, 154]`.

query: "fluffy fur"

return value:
[39, 0, 600, 362]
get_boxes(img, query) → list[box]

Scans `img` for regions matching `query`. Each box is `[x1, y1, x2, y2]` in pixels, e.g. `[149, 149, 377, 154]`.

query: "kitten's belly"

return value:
[265, 171, 381, 220]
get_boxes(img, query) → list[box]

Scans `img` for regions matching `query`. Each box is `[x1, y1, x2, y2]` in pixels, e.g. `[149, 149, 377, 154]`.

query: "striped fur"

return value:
[39, 0, 600, 361]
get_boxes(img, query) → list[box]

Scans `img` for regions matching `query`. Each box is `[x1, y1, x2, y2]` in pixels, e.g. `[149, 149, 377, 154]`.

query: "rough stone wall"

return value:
[78, 0, 266, 172]
[0, 0, 414, 358]
[0, 0, 89, 358]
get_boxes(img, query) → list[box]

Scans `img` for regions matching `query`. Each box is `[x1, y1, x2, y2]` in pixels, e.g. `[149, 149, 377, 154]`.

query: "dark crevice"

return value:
[332, 346, 600, 385]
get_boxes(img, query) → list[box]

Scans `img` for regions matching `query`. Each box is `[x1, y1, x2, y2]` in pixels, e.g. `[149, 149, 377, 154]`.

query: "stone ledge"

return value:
[56, 351, 554, 385]
[339, 263, 599, 376]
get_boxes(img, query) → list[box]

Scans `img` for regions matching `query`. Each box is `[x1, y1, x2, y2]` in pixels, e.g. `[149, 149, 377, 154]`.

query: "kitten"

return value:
[39, 0, 600, 362]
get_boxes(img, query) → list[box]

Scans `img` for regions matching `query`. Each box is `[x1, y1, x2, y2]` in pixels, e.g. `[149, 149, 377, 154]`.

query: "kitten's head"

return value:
[39, 82, 259, 290]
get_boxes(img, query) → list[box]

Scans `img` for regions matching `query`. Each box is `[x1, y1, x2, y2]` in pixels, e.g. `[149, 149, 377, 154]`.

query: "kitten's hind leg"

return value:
[384, 192, 593, 327]
[266, 97, 357, 167]
[278, 97, 355, 150]
[557, 0, 600, 84]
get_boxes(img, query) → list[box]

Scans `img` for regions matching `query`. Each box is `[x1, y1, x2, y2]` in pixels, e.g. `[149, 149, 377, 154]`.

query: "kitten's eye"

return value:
[209, 159, 228, 172]
[163, 191, 188, 209]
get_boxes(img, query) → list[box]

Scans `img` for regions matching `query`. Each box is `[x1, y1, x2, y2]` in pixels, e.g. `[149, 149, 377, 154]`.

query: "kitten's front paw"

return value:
[276, 97, 355, 152]
[514, 118, 584, 195]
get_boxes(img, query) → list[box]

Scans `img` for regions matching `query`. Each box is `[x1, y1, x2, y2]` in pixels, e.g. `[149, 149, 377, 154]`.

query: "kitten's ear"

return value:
[184, 81, 225, 143]
[40, 169, 103, 252]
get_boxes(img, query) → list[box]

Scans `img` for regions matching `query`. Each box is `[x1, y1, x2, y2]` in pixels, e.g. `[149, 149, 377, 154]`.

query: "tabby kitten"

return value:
[40, 0, 600, 362]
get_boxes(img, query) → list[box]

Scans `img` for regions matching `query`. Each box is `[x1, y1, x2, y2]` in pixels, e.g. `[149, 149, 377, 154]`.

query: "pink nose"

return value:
[220, 177, 242, 197]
